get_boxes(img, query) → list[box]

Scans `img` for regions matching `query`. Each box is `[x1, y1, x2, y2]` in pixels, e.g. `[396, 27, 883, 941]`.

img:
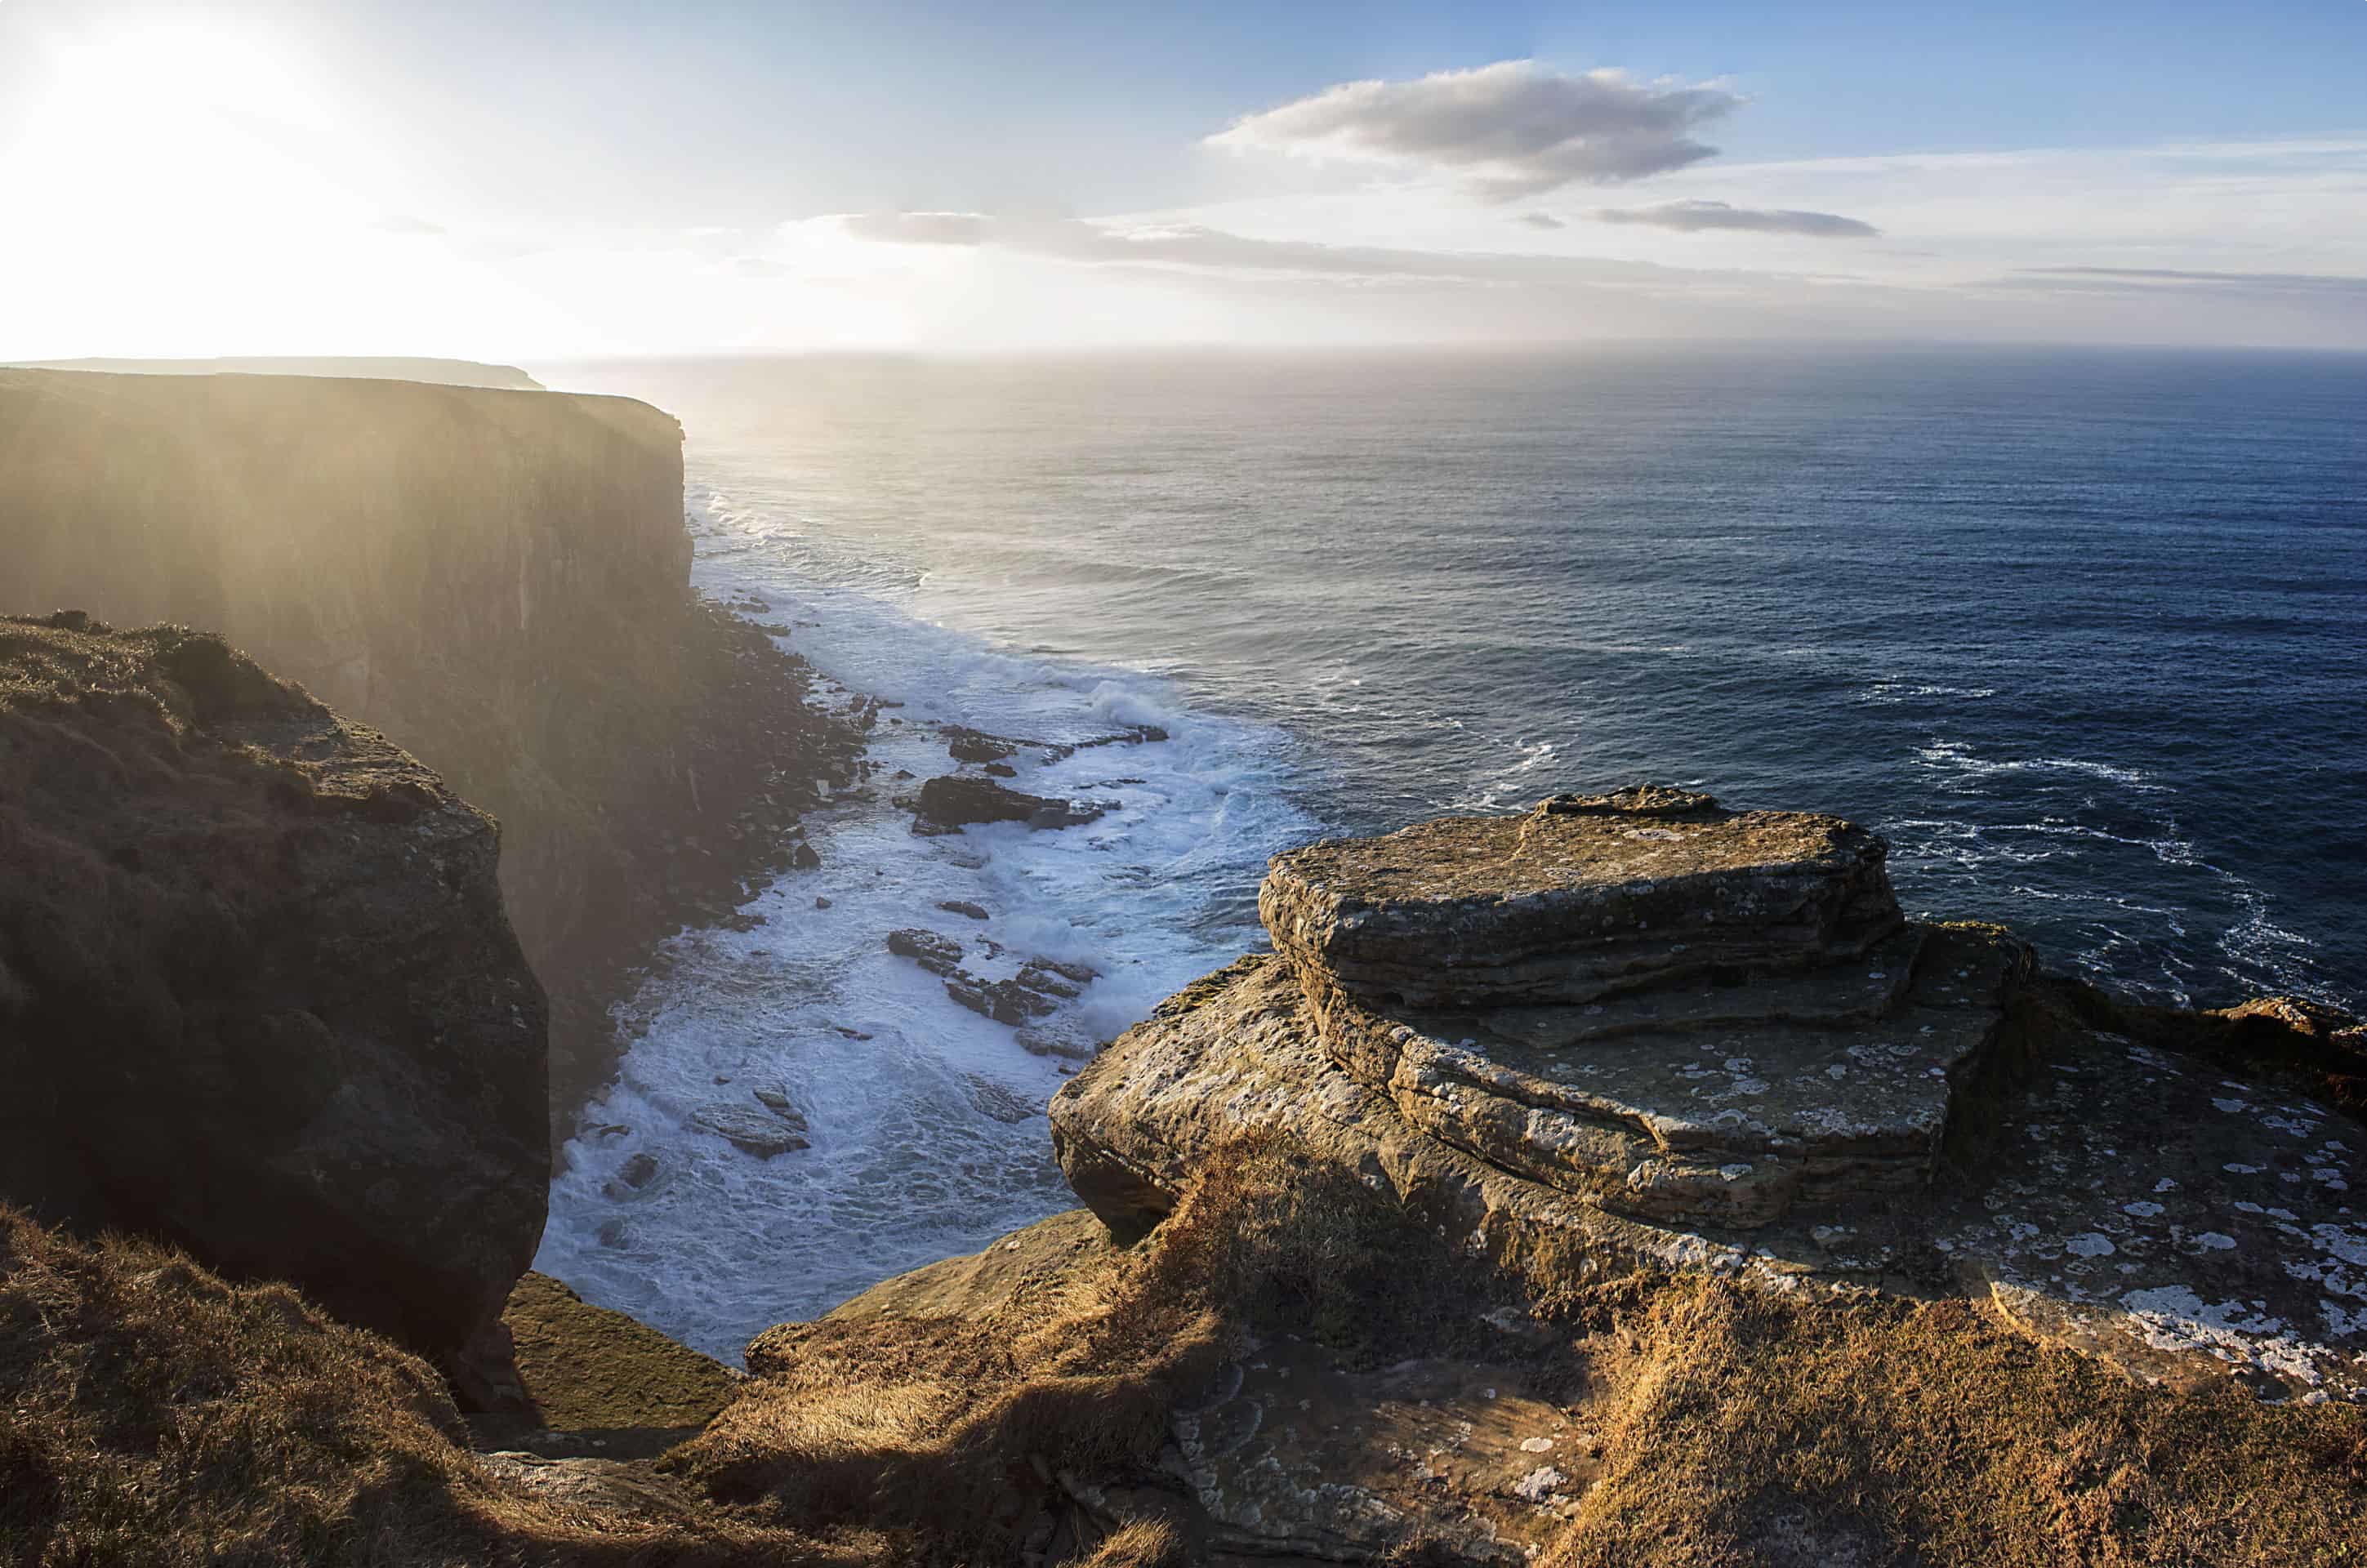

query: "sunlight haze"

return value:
[3, 0, 2365, 357]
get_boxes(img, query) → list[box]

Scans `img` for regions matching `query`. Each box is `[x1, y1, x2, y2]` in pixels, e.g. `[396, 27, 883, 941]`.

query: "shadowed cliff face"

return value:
[0, 614, 548, 1363]
[0, 369, 857, 1131]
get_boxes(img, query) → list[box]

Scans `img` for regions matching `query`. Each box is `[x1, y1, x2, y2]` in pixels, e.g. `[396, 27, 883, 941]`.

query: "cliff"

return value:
[0, 614, 546, 1364]
[5, 770, 2365, 1565]
[6, 356, 546, 390]
[0, 368, 860, 1129]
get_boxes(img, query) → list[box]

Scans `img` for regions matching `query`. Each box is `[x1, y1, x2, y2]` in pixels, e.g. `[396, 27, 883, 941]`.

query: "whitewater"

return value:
[533, 485, 1324, 1359]
[535, 345, 2365, 1361]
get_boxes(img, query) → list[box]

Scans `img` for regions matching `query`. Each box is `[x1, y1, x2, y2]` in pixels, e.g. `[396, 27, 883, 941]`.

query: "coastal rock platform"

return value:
[1054, 789, 2367, 1402]
[1264, 787, 2017, 1227]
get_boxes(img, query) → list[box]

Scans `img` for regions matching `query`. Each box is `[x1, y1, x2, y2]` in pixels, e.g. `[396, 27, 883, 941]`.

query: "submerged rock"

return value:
[691, 1104, 809, 1158]
[0, 615, 548, 1366]
[751, 1086, 809, 1131]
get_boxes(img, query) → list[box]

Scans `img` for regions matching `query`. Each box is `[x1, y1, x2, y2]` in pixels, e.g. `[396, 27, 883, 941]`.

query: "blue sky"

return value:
[3, 0, 2364, 354]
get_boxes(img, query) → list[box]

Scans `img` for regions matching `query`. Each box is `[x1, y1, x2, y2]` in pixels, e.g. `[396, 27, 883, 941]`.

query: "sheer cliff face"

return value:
[0, 616, 548, 1363]
[0, 369, 845, 1124]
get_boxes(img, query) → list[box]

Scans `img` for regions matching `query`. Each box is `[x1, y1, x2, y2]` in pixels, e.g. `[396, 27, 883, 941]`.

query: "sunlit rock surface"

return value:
[1054, 790, 2367, 1402]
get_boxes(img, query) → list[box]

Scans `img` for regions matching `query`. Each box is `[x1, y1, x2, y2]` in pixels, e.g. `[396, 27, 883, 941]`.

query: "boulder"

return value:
[886, 928, 964, 976]
[1251, 786, 2004, 1227]
[943, 726, 1022, 764]
[944, 972, 1063, 1027]
[0, 615, 547, 1365]
[693, 1104, 809, 1158]
[911, 774, 1113, 835]
[466, 1270, 741, 1460]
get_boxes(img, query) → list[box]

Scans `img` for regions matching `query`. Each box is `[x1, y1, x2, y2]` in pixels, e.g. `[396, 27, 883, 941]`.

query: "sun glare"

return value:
[0, 18, 597, 358]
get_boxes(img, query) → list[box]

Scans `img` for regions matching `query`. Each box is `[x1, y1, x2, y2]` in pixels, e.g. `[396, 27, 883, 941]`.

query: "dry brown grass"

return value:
[1544, 1276, 2367, 1568]
[1068, 1518, 1186, 1567]
[0, 1205, 881, 1567]
[675, 1139, 1488, 1557]
[685, 1134, 2367, 1565]
[10, 1131, 2361, 1566]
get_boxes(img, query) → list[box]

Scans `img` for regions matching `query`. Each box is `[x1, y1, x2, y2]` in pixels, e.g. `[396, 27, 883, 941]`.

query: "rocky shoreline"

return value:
[7, 609, 2365, 1561]
[6, 372, 2365, 1565]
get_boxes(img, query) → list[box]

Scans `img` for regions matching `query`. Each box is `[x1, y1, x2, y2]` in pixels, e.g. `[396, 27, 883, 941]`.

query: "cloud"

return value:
[370, 213, 445, 236]
[1519, 212, 1566, 230]
[1205, 60, 1742, 201]
[2004, 265, 2367, 297]
[836, 211, 1684, 287]
[1590, 199, 1878, 238]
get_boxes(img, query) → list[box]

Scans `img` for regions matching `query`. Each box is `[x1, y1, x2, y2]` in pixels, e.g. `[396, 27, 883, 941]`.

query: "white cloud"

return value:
[1589, 199, 1878, 238]
[1519, 212, 1567, 230]
[837, 212, 1695, 287]
[1206, 60, 1742, 201]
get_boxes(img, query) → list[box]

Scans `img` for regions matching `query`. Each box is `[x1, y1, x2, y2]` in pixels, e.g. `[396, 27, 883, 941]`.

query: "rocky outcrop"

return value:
[1251, 786, 2012, 1227]
[0, 368, 861, 1132]
[885, 928, 1101, 1052]
[1054, 788, 2367, 1402]
[1261, 785, 1901, 1009]
[0, 614, 546, 1364]
[912, 773, 1113, 835]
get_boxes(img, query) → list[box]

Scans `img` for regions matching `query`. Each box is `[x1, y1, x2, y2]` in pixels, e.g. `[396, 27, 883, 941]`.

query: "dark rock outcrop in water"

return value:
[911, 773, 1114, 835]
[0, 614, 546, 1364]
[0, 368, 862, 1135]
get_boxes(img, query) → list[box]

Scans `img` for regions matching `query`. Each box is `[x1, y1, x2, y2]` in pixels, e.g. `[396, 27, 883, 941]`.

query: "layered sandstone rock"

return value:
[1261, 785, 1902, 1009]
[1258, 786, 2017, 1227]
[1053, 789, 2367, 1402]
[0, 614, 547, 1364]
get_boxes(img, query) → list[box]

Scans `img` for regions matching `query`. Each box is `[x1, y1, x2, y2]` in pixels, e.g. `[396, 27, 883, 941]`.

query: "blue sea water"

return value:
[533, 345, 2367, 1356]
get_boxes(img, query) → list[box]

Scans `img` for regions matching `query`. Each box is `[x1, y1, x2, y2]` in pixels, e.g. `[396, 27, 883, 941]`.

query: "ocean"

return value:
[530, 344, 2367, 1359]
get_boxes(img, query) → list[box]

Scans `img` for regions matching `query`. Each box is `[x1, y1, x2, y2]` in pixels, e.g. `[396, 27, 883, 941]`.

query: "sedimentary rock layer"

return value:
[1259, 786, 1902, 1009]
[1048, 953, 2367, 1400]
[1304, 925, 2026, 1226]
[0, 614, 547, 1363]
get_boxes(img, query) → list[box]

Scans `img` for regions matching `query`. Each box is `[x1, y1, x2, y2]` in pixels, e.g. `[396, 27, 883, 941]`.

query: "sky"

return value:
[2, 0, 2365, 357]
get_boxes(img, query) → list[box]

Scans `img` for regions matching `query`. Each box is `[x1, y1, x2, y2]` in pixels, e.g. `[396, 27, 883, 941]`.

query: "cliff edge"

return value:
[0, 368, 860, 1131]
[0, 613, 547, 1363]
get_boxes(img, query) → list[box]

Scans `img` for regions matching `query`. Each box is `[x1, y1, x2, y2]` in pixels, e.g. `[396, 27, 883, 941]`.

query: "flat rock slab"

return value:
[1050, 956, 2367, 1401]
[1308, 925, 2022, 1227]
[1260, 788, 1901, 1009]
[1928, 1036, 2367, 1401]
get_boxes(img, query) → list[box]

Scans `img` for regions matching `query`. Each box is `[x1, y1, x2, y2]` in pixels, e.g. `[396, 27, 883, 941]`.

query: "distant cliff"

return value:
[0, 368, 858, 1131]
[6, 356, 546, 390]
